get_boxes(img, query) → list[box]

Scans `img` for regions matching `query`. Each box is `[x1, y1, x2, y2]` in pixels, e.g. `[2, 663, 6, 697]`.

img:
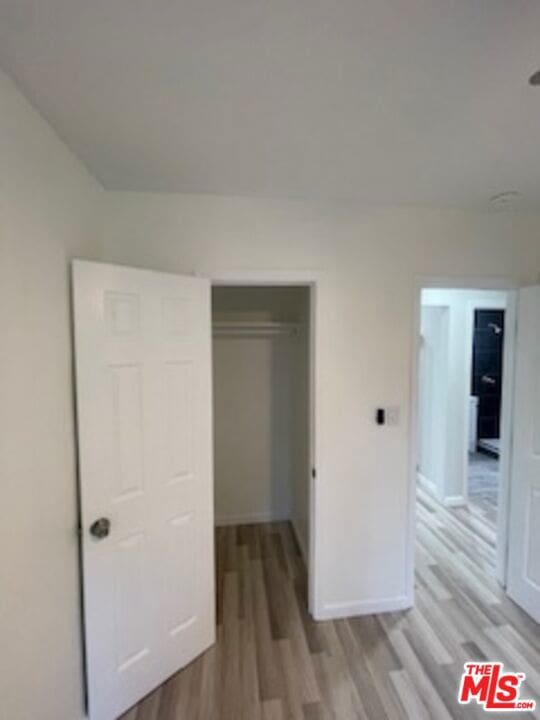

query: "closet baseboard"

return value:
[215, 512, 289, 527]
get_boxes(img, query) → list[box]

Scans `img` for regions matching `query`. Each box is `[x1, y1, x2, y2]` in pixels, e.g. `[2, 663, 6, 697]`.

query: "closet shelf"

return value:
[212, 321, 300, 337]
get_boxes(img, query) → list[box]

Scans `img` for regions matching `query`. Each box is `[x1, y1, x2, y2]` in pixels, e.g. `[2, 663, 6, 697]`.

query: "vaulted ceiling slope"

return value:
[1, 0, 540, 207]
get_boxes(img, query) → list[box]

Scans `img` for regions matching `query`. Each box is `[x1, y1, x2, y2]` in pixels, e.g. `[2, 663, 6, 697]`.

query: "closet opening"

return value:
[211, 284, 313, 609]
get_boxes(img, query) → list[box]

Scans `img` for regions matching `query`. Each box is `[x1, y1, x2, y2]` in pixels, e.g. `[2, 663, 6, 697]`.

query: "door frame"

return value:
[209, 269, 321, 618]
[407, 275, 518, 603]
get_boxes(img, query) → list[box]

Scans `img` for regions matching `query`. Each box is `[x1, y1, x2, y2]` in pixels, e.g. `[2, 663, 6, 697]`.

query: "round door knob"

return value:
[89, 517, 111, 539]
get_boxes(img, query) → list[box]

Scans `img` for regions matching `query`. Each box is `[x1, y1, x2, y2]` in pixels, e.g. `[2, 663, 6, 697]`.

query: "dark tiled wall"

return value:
[471, 309, 505, 441]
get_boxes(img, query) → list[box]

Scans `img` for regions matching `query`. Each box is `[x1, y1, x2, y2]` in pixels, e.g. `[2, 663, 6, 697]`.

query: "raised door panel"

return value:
[165, 360, 194, 484]
[109, 364, 146, 501]
[164, 513, 198, 637]
[114, 532, 150, 673]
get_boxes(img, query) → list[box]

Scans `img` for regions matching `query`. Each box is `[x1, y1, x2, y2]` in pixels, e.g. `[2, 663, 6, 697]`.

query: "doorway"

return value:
[410, 280, 540, 625]
[415, 287, 512, 584]
[211, 284, 311, 566]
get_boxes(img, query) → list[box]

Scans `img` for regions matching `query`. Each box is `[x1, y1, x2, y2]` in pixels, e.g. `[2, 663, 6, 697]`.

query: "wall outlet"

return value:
[386, 406, 400, 426]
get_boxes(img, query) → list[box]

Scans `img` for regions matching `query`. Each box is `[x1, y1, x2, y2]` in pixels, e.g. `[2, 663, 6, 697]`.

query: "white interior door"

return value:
[507, 285, 540, 623]
[73, 261, 215, 720]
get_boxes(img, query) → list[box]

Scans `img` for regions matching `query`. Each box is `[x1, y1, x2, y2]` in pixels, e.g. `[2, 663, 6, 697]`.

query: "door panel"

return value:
[507, 285, 540, 623]
[115, 532, 149, 671]
[164, 512, 197, 634]
[110, 364, 145, 497]
[73, 261, 215, 720]
[166, 360, 194, 480]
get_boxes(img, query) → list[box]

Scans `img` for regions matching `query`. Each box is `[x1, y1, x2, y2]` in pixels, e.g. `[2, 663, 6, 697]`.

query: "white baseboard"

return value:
[417, 474, 465, 508]
[315, 594, 411, 621]
[442, 495, 466, 508]
[215, 511, 288, 527]
[417, 472, 440, 500]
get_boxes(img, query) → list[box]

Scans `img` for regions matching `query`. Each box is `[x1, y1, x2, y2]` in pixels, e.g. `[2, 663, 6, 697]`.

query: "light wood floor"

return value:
[121, 490, 540, 719]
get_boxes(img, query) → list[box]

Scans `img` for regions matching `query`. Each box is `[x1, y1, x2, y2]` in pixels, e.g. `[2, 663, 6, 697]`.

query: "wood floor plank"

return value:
[302, 700, 329, 720]
[389, 670, 431, 720]
[334, 619, 389, 719]
[314, 650, 368, 720]
[261, 699, 285, 720]
[277, 638, 310, 720]
[221, 570, 241, 720]
[379, 620, 453, 720]
[197, 645, 219, 720]
[134, 687, 162, 720]
[347, 616, 404, 720]
[252, 558, 286, 701]
[155, 674, 180, 720]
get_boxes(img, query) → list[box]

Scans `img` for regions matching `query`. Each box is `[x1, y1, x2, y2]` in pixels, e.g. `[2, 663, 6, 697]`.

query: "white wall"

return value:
[213, 335, 294, 524]
[417, 306, 449, 499]
[420, 289, 508, 503]
[0, 70, 102, 720]
[100, 192, 540, 618]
